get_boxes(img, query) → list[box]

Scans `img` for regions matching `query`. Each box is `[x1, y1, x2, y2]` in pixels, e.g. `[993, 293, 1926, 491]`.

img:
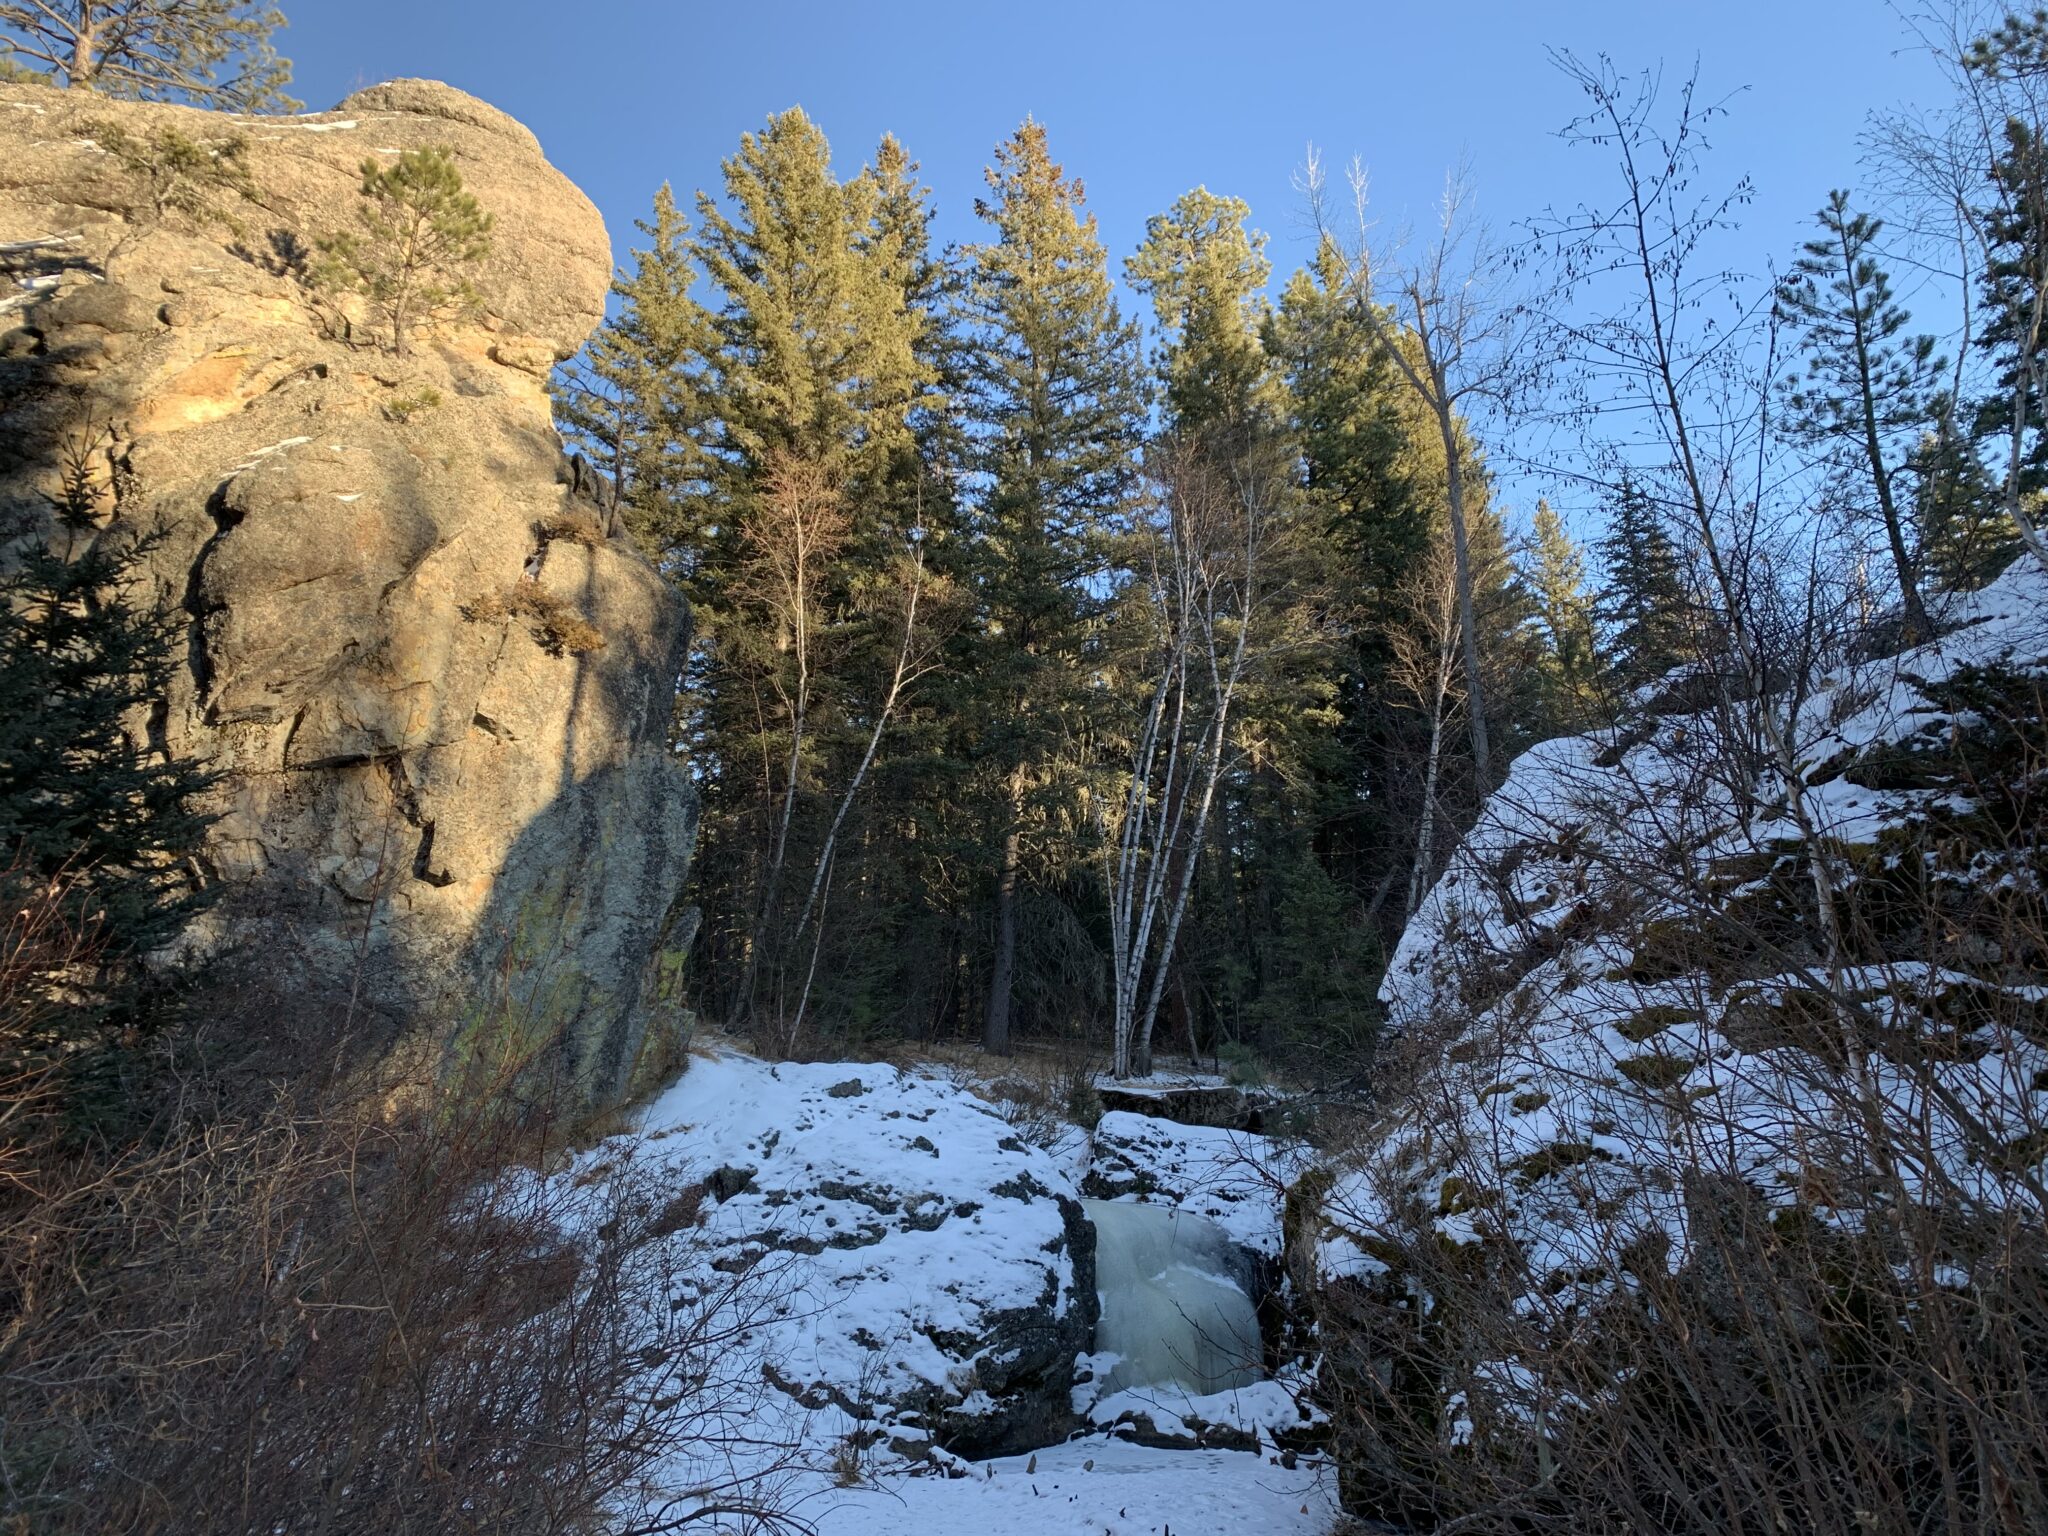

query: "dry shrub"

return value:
[0, 860, 105, 1199]
[0, 972, 800, 1533]
[538, 509, 608, 549]
[1309, 662, 2048, 1535]
[465, 578, 606, 656]
[1316, 1152, 2048, 1535]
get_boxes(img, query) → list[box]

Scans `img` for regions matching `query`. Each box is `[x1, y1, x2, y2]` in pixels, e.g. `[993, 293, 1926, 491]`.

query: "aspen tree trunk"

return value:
[787, 538, 929, 1048]
[1407, 648, 1453, 921]
[1130, 664, 1238, 1077]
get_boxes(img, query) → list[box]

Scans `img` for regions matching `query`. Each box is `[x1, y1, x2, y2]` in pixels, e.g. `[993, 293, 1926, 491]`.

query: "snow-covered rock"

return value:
[1303, 561, 2048, 1526]
[1083, 1110, 1304, 1257]
[584, 1053, 1097, 1461]
[1329, 556, 2048, 1328]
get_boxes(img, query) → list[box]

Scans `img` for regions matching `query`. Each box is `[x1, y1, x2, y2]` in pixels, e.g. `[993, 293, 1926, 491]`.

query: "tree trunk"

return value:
[1438, 402, 1494, 794]
[1840, 227, 1931, 641]
[1408, 671, 1448, 922]
[982, 767, 1025, 1055]
[69, 6, 95, 88]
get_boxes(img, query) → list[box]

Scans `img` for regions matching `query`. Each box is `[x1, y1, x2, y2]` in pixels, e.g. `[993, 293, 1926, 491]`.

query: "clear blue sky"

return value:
[275, 1, 1944, 521]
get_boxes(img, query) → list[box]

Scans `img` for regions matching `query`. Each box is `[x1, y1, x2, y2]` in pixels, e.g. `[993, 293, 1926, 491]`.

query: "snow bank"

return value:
[1344, 558, 2048, 1311]
[577, 1052, 1096, 1463]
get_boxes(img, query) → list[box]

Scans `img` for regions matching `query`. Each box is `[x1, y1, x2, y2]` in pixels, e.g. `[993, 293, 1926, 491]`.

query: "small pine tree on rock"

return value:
[316, 147, 495, 356]
[85, 117, 257, 229]
[1777, 191, 1941, 639]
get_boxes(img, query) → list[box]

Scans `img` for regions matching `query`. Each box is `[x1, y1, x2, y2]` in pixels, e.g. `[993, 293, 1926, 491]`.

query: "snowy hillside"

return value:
[1321, 560, 2048, 1448]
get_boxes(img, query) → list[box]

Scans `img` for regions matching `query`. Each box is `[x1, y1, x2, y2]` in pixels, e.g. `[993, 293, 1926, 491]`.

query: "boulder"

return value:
[604, 1055, 1099, 1461]
[0, 79, 693, 1110]
[1083, 1110, 1303, 1257]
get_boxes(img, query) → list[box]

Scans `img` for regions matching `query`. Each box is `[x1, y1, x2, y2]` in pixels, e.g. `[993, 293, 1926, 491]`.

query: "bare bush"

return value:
[0, 982, 803, 1534]
[465, 577, 607, 656]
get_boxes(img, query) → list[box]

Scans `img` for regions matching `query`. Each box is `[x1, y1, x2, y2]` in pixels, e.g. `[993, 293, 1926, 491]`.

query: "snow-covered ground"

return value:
[555, 1049, 1341, 1534]
[797, 1439, 1339, 1536]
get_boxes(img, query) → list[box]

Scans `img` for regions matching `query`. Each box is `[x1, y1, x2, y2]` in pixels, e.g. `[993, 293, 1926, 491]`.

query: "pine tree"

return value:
[959, 119, 1146, 1053]
[1526, 497, 1600, 717]
[0, 0, 295, 109]
[1910, 406, 2023, 592]
[315, 148, 495, 357]
[552, 183, 714, 557]
[692, 109, 926, 492]
[1269, 244, 1433, 958]
[1778, 191, 1939, 638]
[0, 532, 216, 1001]
[686, 109, 935, 1029]
[1971, 19, 2048, 501]
[1266, 241, 1427, 598]
[1597, 477, 1694, 690]
[1126, 187, 1280, 439]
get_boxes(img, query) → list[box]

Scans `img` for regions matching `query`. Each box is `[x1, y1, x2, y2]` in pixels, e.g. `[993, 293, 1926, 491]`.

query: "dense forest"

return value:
[548, 43, 2029, 1079]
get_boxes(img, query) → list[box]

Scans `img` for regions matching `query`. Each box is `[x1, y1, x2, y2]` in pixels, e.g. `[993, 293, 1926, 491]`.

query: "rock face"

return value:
[0, 80, 695, 1107]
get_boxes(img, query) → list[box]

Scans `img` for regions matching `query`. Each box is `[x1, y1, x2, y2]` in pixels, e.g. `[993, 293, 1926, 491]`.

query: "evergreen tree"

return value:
[552, 184, 714, 558]
[1910, 406, 2023, 592]
[1126, 190, 1359, 1063]
[1778, 191, 1939, 638]
[959, 119, 1146, 1053]
[685, 109, 936, 1029]
[1971, 17, 2048, 502]
[0, 531, 216, 999]
[1525, 497, 1600, 718]
[1126, 187, 1279, 439]
[315, 148, 495, 357]
[0, 0, 294, 109]
[1265, 244, 1441, 966]
[1266, 241, 1428, 599]
[1597, 477, 1694, 690]
[692, 109, 926, 493]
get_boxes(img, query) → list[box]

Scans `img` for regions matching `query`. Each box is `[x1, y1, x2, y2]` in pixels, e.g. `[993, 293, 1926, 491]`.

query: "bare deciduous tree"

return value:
[1101, 435, 1279, 1079]
[726, 452, 848, 1030]
[1306, 152, 1533, 795]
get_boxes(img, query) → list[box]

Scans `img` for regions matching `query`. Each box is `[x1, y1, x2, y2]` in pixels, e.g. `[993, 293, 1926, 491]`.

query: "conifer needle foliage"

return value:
[0, 0, 295, 110]
[316, 147, 495, 356]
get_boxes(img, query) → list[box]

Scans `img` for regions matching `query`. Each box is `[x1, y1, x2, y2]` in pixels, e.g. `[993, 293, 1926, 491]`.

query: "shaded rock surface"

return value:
[0, 80, 693, 1106]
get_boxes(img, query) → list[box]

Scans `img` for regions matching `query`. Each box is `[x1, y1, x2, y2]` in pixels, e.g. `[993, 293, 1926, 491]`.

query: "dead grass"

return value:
[465, 577, 606, 655]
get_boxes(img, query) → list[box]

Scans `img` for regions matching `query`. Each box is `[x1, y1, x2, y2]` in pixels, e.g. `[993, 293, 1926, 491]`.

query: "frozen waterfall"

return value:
[1083, 1198, 1261, 1395]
